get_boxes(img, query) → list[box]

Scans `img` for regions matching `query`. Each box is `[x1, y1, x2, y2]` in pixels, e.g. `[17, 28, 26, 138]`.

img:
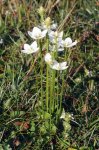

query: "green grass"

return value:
[0, 0, 99, 149]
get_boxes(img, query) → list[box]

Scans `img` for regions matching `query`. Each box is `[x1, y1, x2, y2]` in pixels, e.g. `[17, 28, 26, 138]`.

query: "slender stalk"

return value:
[46, 65, 49, 112]
[39, 40, 43, 109]
[67, 48, 72, 66]
[46, 37, 49, 112]
[56, 71, 59, 123]
[55, 40, 59, 123]
[50, 69, 56, 113]
[46, 36, 52, 132]
[59, 72, 64, 114]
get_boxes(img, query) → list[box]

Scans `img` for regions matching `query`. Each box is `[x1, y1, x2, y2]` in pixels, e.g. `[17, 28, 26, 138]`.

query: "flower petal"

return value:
[28, 31, 33, 38]
[31, 41, 37, 49]
[50, 60, 59, 70]
[24, 44, 31, 50]
[21, 49, 33, 54]
[48, 31, 54, 38]
[66, 40, 78, 47]
[60, 109, 65, 119]
[58, 31, 63, 38]
[64, 37, 72, 45]
[21, 49, 31, 54]
[44, 53, 53, 64]
[58, 48, 64, 51]
[51, 23, 57, 30]
[49, 44, 64, 52]
[50, 61, 68, 70]
[59, 62, 68, 70]
[33, 27, 41, 35]
[49, 31, 63, 44]
[41, 30, 47, 38]
[33, 48, 39, 53]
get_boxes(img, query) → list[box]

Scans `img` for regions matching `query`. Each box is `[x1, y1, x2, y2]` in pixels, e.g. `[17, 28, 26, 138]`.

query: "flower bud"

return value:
[44, 17, 51, 28]
[38, 6, 45, 16]
[74, 77, 81, 83]
[84, 68, 90, 76]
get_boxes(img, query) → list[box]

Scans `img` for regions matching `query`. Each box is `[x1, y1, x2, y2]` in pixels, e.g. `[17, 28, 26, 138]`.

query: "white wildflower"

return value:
[44, 53, 68, 70]
[21, 41, 39, 54]
[50, 61, 68, 71]
[0, 38, 3, 44]
[39, 17, 57, 32]
[48, 30, 63, 44]
[49, 44, 64, 52]
[61, 37, 77, 48]
[28, 27, 47, 40]
[60, 109, 65, 119]
[44, 53, 53, 64]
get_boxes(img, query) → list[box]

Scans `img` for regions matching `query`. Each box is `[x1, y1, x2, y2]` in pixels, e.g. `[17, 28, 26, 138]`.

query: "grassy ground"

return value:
[0, 0, 99, 149]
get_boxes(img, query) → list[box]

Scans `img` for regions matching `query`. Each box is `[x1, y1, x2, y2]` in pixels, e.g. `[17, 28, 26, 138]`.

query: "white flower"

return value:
[28, 27, 47, 39]
[0, 38, 3, 44]
[49, 44, 64, 52]
[21, 41, 39, 54]
[60, 109, 65, 119]
[44, 53, 53, 64]
[48, 31, 63, 44]
[39, 17, 57, 32]
[51, 23, 57, 30]
[5, 10, 10, 15]
[40, 23, 57, 32]
[50, 61, 68, 70]
[61, 37, 77, 48]
[41, 22, 57, 31]
[44, 53, 68, 70]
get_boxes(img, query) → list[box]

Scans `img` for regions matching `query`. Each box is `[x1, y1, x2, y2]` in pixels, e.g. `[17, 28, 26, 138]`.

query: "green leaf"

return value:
[10, 111, 25, 117]
[3, 99, 11, 109]
[44, 112, 51, 119]
[30, 121, 35, 132]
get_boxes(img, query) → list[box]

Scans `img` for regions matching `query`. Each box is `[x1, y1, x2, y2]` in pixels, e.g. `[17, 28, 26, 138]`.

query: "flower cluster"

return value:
[44, 53, 68, 70]
[21, 15, 77, 70]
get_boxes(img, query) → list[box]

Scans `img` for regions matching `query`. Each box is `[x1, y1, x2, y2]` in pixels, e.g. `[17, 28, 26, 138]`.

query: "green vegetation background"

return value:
[0, 0, 99, 149]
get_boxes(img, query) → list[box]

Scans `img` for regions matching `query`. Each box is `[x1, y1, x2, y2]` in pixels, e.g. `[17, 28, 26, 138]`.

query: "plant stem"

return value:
[39, 40, 43, 110]
[46, 37, 49, 112]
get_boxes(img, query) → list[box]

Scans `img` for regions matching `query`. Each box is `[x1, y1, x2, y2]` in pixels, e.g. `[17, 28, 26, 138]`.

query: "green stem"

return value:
[67, 48, 72, 66]
[59, 73, 64, 114]
[39, 40, 43, 109]
[46, 65, 49, 112]
[56, 71, 59, 123]
[46, 37, 49, 112]
[49, 69, 55, 113]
